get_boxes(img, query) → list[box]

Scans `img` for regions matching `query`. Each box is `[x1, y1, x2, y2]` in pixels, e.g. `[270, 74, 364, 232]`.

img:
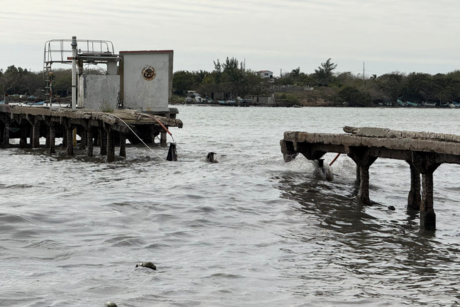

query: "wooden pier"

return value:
[0, 105, 182, 162]
[280, 126, 460, 231]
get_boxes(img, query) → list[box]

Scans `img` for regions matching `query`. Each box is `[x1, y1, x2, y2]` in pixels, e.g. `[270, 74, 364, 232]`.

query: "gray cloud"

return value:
[1, 0, 459, 75]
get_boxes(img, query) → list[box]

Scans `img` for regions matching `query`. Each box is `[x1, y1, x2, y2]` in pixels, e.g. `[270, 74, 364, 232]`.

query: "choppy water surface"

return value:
[1, 106, 460, 306]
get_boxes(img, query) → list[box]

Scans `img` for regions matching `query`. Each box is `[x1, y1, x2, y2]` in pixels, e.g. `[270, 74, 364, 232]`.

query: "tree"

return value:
[314, 58, 337, 86]
[0, 65, 27, 97]
[339, 86, 371, 106]
[173, 71, 196, 95]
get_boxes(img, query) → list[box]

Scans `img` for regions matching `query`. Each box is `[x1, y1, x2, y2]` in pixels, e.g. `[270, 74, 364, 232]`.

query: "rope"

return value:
[137, 112, 176, 143]
[110, 114, 166, 161]
[329, 153, 341, 166]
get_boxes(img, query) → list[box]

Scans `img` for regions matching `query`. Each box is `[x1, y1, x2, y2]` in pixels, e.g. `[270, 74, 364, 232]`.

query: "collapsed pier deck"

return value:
[280, 126, 460, 230]
[0, 105, 183, 162]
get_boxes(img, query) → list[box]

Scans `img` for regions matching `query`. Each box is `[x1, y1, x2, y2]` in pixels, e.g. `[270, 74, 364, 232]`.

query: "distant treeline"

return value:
[3, 58, 460, 107]
[0, 66, 102, 99]
[174, 58, 460, 106]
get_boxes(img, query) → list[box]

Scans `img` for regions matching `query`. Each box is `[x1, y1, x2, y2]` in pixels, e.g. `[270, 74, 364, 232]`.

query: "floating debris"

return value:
[136, 262, 156, 270]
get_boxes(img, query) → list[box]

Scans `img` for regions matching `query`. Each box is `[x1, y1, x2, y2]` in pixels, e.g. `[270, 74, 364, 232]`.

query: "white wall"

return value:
[121, 51, 173, 113]
[79, 75, 120, 110]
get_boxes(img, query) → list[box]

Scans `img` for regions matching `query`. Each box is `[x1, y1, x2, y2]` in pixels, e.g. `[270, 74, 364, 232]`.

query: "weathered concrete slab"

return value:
[283, 127, 460, 158]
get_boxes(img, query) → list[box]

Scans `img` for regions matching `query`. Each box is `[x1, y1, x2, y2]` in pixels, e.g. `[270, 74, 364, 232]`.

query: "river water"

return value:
[1, 106, 460, 306]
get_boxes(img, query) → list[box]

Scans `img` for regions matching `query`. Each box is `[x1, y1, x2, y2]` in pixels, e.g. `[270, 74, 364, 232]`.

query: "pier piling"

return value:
[49, 124, 56, 154]
[160, 131, 167, 146]
[87, 128, 94, 157]
[66, 124, 74, 156]
[407, 161, 421, 210]
[119, 132, 126, 157]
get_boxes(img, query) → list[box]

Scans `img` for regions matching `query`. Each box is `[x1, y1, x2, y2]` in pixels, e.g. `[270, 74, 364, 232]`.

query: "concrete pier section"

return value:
[280, 126, 460, 231]
[0, 105, 182, 162]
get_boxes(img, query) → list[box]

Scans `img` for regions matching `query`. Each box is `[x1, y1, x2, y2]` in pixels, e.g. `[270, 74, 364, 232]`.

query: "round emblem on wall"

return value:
[142, 66, 156, 81]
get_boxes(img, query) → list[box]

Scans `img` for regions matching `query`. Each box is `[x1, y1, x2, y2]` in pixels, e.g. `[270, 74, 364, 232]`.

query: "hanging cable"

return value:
[110, 114, 166, 161]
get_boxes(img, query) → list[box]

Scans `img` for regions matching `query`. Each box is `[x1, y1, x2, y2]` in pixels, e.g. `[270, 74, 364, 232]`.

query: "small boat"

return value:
[397, 99, 406, 107]
[406, 101, 418, 107]
[28, 101, 45, 105]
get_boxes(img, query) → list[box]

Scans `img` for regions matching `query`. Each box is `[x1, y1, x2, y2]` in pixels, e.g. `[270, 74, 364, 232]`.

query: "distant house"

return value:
[257, 70, 273, 79]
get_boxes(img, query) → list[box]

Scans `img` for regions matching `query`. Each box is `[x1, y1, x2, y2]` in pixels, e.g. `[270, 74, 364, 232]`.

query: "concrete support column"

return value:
[87, 128, 93, 157]
[0, 121, 4, 144]
[49, 125, 56, 154]
[411, 152, 440, 231]
[100, 128, 107, 155]
[62, 127, 67, 148]
[93, 129, 99, 146]
[20, 125, 28, 148]
[149, 126, 156, 144]
[119, 132, 126, 157]
[280, 140, 298, 162]
[160, 131, 167, 146]
[406, 161, 421, 211]
[45, 127, 50, 148]
[355, 164, 361, 190]
[347, 147, 377, 205]
[3, 120, 10, 146]
[106, 128, 115, 162]
[66, 125, 74, 156]
[421, 172, 436, 230]
[79, 127, 87, 150]
[32, 121, 40, 148]
[358, 165, 374, 205]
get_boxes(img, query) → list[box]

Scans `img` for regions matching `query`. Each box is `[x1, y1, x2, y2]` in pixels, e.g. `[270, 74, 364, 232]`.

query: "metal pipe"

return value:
[71, 36, 77, 110]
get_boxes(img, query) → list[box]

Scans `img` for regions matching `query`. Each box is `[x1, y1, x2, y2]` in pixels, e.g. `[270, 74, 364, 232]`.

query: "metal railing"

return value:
[43, 39, 115, 66]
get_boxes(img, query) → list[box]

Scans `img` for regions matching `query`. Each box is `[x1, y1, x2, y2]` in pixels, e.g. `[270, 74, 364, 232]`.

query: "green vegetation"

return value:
[274, 93, 301, 106]
[3, 58, 460, 107]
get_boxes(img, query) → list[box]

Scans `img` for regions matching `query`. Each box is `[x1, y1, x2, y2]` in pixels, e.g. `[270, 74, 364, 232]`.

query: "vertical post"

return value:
[3, 120, 10, 146]
[358, 165, 372, 205]
[32, 121, 40, 148]
[20, 125, 28, 148]
[62, 126, 67, 147]
[49, 124, 56, 154]
[407, 161, 421, 210]
[149, 126, 156, 144]
[66, 125, 74, 156]
[355, 164, 361, 187]
[93, 129, 99, 146]
[411, 152, 440, 231]
[71, 36, 77, 110]
[107, 128, 115, 162]
[45, 127, 50, 148]
[119, 132, 126, 157]
[0, 121, 4, 144]
[87, 127, 93, 157]
[100, 128, 107, 155]
[421, 172, 436, 230]
[160, 131, 167, 146]
[79, 127, 87, 150]
[347, 148, 377, 205]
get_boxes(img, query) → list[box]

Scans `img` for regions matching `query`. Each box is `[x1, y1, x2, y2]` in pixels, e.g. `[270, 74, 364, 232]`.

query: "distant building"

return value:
[257, 70, 273, 79]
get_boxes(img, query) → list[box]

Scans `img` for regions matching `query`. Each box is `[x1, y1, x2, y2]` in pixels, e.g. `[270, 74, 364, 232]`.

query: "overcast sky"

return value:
[1, 0, 458, 77]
